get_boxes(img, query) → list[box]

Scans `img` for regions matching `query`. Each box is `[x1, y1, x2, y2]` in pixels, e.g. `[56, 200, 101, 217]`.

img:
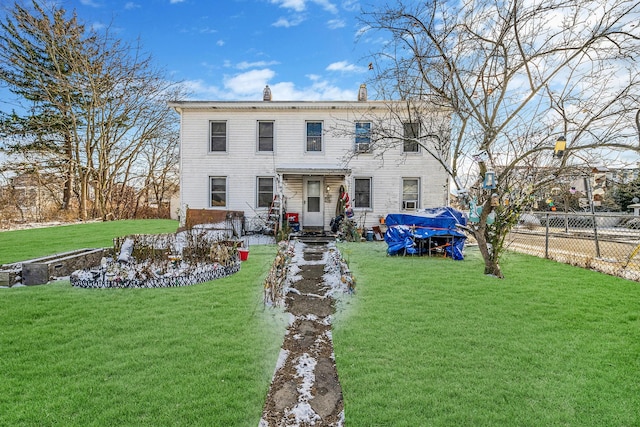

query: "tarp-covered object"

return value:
[384, 207, 467, 260]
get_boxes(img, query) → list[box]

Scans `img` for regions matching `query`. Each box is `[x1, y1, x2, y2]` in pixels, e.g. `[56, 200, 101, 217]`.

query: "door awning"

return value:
[275, 163, 351, 176]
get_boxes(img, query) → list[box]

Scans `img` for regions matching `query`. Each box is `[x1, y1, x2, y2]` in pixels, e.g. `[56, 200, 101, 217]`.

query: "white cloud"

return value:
[271, 0, 306, 12]
[224, 69, 276, 95]
[271, 0, 338, 14]
[183, 73, 357, 101]
[80, 0, 102, 7]
[341, 0, 359, 12]
[181, 79, 224, 100]
[90, 22, 107, 31]
[170, 0, 185, 3]
[355, 24, 371, 37]
[124, 2, 140, 9]
[272, 17, 290, 27]
[271, 0, 339, 27]
[327, 18, 345, 29]
[272, 15, 306, 27]
[178, 25, 218, 35]
[237, 60, 280, 70]
[199, 27, 218, 34]
[312, 0, 338, 14]
[326, 60, 365, 73]
[216, 40, 225, 47]
[267, 80, 356, 100]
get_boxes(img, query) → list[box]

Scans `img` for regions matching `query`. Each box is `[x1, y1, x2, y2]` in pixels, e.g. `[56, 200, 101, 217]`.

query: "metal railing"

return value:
[507, 212, 640, 281]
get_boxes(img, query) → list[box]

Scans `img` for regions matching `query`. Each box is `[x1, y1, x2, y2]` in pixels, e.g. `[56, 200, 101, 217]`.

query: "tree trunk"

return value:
[473, 203, 505, 279]
[62, 133, 74, 211]
[62, 173, 72, 211]
[97, 182, 106, 221]
[474, 229, 504, 278]
[79, 171, 88, 221]
[483, 256, 503, 277]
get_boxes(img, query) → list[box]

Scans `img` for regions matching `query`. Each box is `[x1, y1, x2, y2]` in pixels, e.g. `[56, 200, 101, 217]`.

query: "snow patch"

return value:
[274, 348, 290, 374]
[280, 353, 321, 425]
[288, 401, 321, 425]
[295, 353, 317, 399]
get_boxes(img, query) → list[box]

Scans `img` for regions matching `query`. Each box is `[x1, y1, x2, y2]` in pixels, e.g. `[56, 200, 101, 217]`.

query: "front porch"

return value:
[275, 163, 351, 233]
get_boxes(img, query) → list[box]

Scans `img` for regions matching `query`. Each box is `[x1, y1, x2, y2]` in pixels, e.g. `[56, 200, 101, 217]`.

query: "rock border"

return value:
[70, 261, 240, 289]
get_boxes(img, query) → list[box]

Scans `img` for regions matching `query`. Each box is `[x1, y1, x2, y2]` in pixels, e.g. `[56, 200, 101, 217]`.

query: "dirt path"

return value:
[259, 241, 345, 426]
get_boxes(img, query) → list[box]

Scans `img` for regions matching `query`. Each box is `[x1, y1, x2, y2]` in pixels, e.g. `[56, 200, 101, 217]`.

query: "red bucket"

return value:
[238, 249, 249, 261]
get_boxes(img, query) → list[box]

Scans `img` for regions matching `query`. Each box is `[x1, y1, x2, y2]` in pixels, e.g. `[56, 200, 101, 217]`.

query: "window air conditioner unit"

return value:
[355, 143, 370, 153]
[403, 200, 417, 210]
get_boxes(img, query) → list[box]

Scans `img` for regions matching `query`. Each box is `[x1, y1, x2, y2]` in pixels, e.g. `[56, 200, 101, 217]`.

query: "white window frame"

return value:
[257, 176, 274, 208]
[306, 121, 323, 152]
[403, 122, 420, 153]
[209, 121, 227, 152]
[402, 178, 420, 210]
[355, 121, 372, 153]
[209, 176, 227, 207]
[353, 177, 372, 209]
[257, 121, 274, 152]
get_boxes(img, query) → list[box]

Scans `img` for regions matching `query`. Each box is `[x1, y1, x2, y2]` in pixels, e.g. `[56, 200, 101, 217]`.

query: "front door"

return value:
[303, 177, 324, 228]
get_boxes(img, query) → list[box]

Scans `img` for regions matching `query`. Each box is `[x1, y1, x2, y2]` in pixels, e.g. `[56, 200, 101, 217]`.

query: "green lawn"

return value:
[0, 219, 179, 264]
[333, 242, 640, 426]
[1, 222, 639, 426]
[0, 244, 287, 426]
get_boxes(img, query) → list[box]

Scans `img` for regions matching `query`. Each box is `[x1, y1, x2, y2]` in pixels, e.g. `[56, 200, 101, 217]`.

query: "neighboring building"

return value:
[491, 164, 634, 211]
[606, 166, 640, 185]
[0, 173, 62, 222]
[169, 86, 450, 232]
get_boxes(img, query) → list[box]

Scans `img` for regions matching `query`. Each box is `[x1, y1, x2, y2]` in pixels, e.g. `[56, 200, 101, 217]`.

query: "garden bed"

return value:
[70, 261, 240, 289]
[70, 227, 244, 289]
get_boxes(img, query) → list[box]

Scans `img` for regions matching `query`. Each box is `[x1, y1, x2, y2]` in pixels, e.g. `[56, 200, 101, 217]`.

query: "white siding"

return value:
[175, 102, 450, 231]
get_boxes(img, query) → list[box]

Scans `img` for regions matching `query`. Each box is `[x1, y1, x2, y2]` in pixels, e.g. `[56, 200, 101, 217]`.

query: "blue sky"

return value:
[43, 0, 377, 102]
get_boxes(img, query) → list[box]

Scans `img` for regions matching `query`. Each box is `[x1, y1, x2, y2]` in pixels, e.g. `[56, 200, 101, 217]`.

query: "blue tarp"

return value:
[384, 207, 467, 260]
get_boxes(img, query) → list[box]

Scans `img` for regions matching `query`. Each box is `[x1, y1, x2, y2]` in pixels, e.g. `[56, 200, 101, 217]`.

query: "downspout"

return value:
[172, 106, 186, 227]
[277, 172, 284, 228]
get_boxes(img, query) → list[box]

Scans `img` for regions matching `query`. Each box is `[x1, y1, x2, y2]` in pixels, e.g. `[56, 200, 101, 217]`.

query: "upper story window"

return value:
[403, 122, 420, 153]
[257, 177, 274, 208]
[210, 176, 227, 207]
[354, 178, 372, 208]
[258, 121, 274, 152]
[402, 178, 419, 210]
[355, 122, 372, 153]
[210, 121, 227, 152]
[306, 121, 323, 152]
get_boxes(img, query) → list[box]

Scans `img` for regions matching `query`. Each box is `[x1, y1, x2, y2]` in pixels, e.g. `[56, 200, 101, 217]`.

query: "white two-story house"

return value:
[169, 85, 450, 233]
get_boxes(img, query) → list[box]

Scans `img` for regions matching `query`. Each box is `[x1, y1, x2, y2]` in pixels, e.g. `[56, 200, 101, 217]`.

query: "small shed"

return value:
[384, 207, 467, 260]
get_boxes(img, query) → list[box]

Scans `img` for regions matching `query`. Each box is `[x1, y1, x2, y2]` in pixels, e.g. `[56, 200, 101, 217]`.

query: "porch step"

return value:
[301, 226, 324, 234]
[295, 232, 336, 245]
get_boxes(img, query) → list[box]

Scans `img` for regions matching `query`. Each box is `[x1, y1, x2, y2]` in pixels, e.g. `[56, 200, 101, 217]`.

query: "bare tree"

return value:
[0, 1, 86, 211]
[359, 0, 640, 277]
[111, 122, 180, 220]
[0, 1, 186, 221]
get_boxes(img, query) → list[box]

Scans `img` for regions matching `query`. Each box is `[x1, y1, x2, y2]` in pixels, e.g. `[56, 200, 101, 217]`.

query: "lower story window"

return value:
[257, 177, 274, 208]
[402, 178, 419, 210]
[354, 178, 372, 208]
[210, 176, 227, 207]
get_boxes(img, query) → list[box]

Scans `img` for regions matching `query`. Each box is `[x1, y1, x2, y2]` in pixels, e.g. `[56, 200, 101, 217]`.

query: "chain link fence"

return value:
[507, 212, 640, 281]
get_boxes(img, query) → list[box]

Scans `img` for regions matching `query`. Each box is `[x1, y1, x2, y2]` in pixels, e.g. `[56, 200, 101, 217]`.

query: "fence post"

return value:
[593, 213, 601, 258]
[545, 212, 549, 259]
[584, 177, 601, 258]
